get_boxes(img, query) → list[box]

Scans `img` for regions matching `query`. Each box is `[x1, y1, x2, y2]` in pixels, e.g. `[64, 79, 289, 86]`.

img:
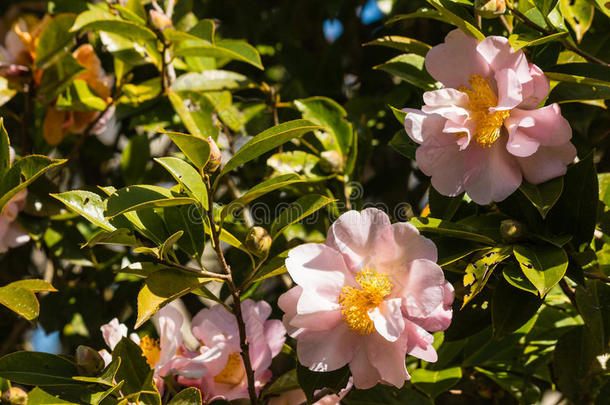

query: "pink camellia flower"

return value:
[179, 299, 286, 402]
[404, 29, 576, 205]
[0, 147, 29, 253]
[100, 306, 188, 393]
[278, 208, 453, 389]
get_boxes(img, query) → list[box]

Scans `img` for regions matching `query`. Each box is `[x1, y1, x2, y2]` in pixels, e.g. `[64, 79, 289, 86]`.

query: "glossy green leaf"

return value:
[295, 96, 353, 155]
[73, 357, 121, 386]
[492, 280, 543, 338]
[409, 217, 497, 244]
[385, 8, 446, 25]
[221, 174, 307, 221]
[0, 285, 39, 321]
[263, 369, 299, 396]
[0, 77, 15, 108]
[35, 14, 77, 68]
[599, 173, 610, 207]
[136, 270, 220, 328]
[270, 194, 335, 239]
[546, 63, 610, 87]
[71, 6, 156, 40]
[410, 367, 462, 398]
[0, 155, 67, 211]
[344, 384, 433, 405]
[428, 188, 462, 221]
[462, 247, 513, 306]
[547, 82, 610, 103]
[174, 40, 263, 70]
[51, 190, 115, 232]
[502, 262, 538, 294]
[161, 205, 205, 259]
[534, 0, 560, 15]
[519, 177, 563, 219]
[162, 131, 211, 171]
[0, 118, 9, 180]
[374, 54, 438, 90]
[513, 244, 569, 297]
[121, 134, 150, 185]
[167, 90, 218, 140]
[389, 129, 418, 160]
[168, 388, 203, 405]
[112, 339, 161, 404]
[0, 351, 78, 385]
[297, 364, 350, 403]
[37, 53, 85, 105]
[218, 119, 322, 179]
[105, 185, 196, 218]
[56, 79, 106, 111]
[267, 151, 325, 180]
[10, 279, 56, 292]
[560, 0, 594, 43]
[364, 35, 431, 56]
[158, 231, 184, 260]
[508, 32, 568, 50]
[27, 387, 77, 404]
[172, 71, 254, 92]
[155, 157, 207, 209]
[427, 0, 485, 40]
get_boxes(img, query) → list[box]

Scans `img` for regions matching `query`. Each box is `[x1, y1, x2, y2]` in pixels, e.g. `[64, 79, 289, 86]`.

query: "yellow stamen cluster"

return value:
[139, 336, 161, 368]
[214, 352, 246, 385]
[339, 268, 393, 335]
[460, 74, 510, 147]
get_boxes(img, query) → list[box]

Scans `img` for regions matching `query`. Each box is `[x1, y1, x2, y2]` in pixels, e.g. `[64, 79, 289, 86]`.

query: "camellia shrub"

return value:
[0, 0, 609, 404]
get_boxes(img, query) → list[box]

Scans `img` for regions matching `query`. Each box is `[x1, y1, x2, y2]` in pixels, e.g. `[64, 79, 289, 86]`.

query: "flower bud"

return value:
[149, 9, 172, 30]
[319, 150, 344, 174]
[474, 0, 506, 18]
[500, 219, 524, 242]
[75, 345, 105, 376]
[205, 137, 222, 174]
[245, 226, 272, 258]
[1, 387, 27, 405]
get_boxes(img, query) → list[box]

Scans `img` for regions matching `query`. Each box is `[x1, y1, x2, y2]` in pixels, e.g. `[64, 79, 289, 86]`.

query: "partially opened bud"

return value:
[319, 150, 344, 174]
[1, 387, 27, 405]
[75, 345, 105, 376]
[475, 0, 506, 18]
[149, 9, 172, 30]
[205, 137, 222, 173]
[245, 226, 272, 257]
[500, 219, 524, 242]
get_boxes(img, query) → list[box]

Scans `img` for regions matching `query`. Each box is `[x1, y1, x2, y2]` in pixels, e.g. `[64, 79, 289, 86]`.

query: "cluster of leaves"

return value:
[0, 0, 608, 404]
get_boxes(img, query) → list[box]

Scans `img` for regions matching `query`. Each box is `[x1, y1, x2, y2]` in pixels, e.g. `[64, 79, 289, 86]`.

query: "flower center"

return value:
[339, 268, 393, 335]
[214, 352, 246, 385]
[460, 74, 510, 147]
[139, 336, 161, 368]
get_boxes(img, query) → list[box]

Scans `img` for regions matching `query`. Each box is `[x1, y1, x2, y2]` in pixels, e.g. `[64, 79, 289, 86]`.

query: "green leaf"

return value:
[546, 63, 610, 87]
[0, 118, 10, 180]
[51, 190, 115, 232]
[344, 384, 433, 405]
[389, 129, 418, 160]
[374, 54, 438, 90]
[167, 90, 219, 140]
[136, 270, 219, 328]
[427, 0, 485, 40]
[37, 53, 85, 105]
[559, 0, 594, 43]
[10, 279, 56, 292]
[428, 188, 462, 221]
[513, 244, 569, 297]
[492, 280, 543, 338]
[162, 131, 211, 171]
[385, 8, 446, 25]
[364, 35, 431, 56]
[0, 155, 67, 211]
[155, 157, 207, 209]
[158, 231, 184, 260]
[502, 262, 538, 294]
[599, 173, 610, 207]
[35, 14, 77, 69]
[518, 177, 563, 219]
[218, 119, 322, 179]
[589, 0, 610, 17]
[508, 32, 568, 50]
[270, 194, 336, 239]
[294, 96, 353, 156]
[56, 79, 107, 111]
[0, 77, 16, 108]
[389, 105, 407, 125]
[462, 247, 513, 306]
[410, 367, 462, 398]
[221, 174, 307, 220]
[0, 285, 39, 321]
[547, 82, 610, 103]
[112, 339, 161, 404]
[534, 0, 560, 15]
[172, 71, 254, 92]
[0, 352, 78, 385]
[73, 357, 121, 386]
[267, 151, 325, 180]
[297, 364, 350, 403]
[161, 205, 205, 259]
[28, 387, 77, 404]
[168, 388, 203, 405]
[122, 134, 151, 185]
[174, 40, 263, 70]
[71, 6, 156, 41]
[263, 368, 299, 396]
[105, 185, 196, 218]
[408, 217, 497, 244]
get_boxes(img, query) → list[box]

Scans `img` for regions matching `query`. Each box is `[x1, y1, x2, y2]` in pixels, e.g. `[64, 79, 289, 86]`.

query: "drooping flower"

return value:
[179, 299, 286, 402]
[99, 306, 188, 393]
[0, 147, 29, 253]
[278, 208, 453, 389]
[404, 29, 576, 205]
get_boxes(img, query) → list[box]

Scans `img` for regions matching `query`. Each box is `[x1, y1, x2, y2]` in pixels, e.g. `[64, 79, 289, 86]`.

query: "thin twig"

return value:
[584, 272, 610, 283]
[21, 77, 34, 154]
[204, 175, 258, 404]
[160, 259, 230, 280]
[559, 278, 578, 309]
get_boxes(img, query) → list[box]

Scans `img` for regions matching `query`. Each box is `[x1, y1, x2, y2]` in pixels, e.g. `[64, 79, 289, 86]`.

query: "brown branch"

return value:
[583, 272, 610, 284]
[559, 278, 578, 309]
[204, 175, 258, 404]
[159, 259, 230, 280]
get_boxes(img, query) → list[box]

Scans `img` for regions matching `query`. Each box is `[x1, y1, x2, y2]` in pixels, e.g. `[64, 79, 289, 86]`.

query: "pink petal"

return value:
[425, 29, 491, 88]
[192, 305, 239, 352]
[264, 319, 287, 358]
[349, 345, 381, 389]
[369, 298, 405, 342]
[517, 142, 577, 184]
[404, 109, 448, 144]
[406, 321, 438, 362]
[519, 63, 550, 109]
[285, 243, 349, 301]
[493, 68, 523, 110]
[506, 104, 572, 147]
[390, 222, 437, 263]
[297, 323, 359, 372]
[476, 36, 530, 81]
[365, 330, 409, 387]
[278, 286, 303, 337]
[100, 318, 128, 350]
[421, 89, 470, 123]
[290, 309, 342, 331]
[325, 208, 394, 274]
[401, 259, 445, 318]
[156, 305, 183, 367]
[463, 137, 522, 204]
[410, 281, 454, 332]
